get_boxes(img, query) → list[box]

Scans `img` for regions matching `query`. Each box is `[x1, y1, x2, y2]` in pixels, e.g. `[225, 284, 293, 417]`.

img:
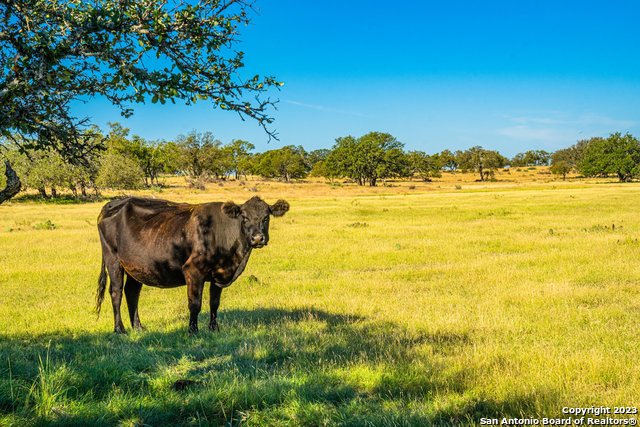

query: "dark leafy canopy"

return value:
[306, 148, 331, 167]
[326, 132, 408, 186]
[436, 149, 458, 172]
[550, 149, 573, 180]
[407, 150, 442, 181]
[4, 140, 102, 197]
[456, 146, 507, 181]
[550, 141, 587, 181]
[511, 150, 551, 167]
[226, 139, 255, 179]
[578, 133, 640, 182]
[251, 145, 308, 182]
[0, 0, 281, 159]
[174, 131, 229, 178]
[104, 123, 172, 185]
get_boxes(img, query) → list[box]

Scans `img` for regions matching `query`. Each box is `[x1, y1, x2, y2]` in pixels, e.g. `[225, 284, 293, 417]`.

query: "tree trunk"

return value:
[478, 166, 484, 181]
[0, 160, 21, 205]
[38, 187, 49, 198]
[618, 172, 630, 182]
[51, 187, 57, 198]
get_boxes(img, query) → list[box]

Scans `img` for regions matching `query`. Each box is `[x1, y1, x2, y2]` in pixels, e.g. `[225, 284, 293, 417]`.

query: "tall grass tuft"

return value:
[25, 342, 69, 419]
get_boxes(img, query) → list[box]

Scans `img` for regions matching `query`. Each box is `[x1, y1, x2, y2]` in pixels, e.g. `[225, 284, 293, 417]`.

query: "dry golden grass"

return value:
[88, 166, 612, 203]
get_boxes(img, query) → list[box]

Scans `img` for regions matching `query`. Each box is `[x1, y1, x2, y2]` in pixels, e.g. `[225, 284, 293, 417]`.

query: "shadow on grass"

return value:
[0, 307, 546, 426]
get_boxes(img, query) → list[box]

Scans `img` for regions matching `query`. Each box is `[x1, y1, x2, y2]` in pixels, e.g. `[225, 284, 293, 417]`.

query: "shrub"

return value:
[97, 153, 144, 190]
[34, 220, 56, 230]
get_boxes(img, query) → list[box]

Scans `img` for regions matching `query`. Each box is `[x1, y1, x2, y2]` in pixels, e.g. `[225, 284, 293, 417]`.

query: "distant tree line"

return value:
[3, 123, 258, 197]
[3, 127, 640, 197]
[550, 133, 640, 182]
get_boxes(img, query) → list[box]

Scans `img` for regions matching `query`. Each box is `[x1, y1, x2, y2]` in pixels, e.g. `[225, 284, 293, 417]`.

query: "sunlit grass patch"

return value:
[1, 182, 640, 425]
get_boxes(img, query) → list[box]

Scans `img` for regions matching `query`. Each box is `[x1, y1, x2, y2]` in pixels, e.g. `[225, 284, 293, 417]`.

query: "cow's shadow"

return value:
[0, 307, 546, 425]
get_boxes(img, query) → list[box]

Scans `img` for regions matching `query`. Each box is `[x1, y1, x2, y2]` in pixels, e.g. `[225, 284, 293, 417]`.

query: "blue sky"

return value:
[81, 0, 640, 157]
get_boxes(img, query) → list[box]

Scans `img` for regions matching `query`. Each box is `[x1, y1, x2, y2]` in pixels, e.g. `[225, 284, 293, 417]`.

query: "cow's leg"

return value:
[124, 275, 144, 330]
[184, 267, 206, 334]
[209, 283, 223, 332]
[107, 261, 126, 334]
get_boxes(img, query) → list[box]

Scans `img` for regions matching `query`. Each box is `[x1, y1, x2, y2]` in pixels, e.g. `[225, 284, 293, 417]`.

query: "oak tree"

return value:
[578, 133, 640, 182]
[0, 0, 280, 202]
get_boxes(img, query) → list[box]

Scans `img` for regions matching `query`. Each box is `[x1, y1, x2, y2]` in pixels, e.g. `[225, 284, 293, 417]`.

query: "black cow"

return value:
[95, 196, 289, 333]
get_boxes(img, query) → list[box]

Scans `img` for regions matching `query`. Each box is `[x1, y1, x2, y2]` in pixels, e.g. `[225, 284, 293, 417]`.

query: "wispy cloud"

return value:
[507, 116, 566, 126]
[496, 112, 637, 146]
[573, 114, 636, 129]
[502, 112, 636, 130]
[284, 100, 374, 119]
[497, 125, 578, 143]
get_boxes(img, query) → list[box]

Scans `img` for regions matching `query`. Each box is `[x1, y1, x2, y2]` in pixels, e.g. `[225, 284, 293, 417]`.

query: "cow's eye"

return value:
[263, 217, 268, 223]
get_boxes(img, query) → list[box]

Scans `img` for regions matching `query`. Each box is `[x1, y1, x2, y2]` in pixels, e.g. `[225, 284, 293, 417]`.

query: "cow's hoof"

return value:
[133, 324, 146, 332]
[114, 327, 127, 334]
[188, 327, 199, 335]
[208, 322, 220, 332]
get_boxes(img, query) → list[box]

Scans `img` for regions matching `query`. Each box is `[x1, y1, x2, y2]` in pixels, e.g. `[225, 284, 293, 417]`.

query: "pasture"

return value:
[1, 175, 639, 426]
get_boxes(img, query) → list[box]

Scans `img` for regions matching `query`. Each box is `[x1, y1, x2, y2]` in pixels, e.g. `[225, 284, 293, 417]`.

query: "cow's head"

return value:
[223, 196, 289, 248]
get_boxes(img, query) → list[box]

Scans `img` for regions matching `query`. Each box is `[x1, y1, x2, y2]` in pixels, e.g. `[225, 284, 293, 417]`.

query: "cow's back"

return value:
[98, 197, 198, 287]
[99, 197, 184, 221]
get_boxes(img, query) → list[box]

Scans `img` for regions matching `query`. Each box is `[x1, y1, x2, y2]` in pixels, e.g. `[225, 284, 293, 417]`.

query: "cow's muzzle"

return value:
[251, 233, 267, 248]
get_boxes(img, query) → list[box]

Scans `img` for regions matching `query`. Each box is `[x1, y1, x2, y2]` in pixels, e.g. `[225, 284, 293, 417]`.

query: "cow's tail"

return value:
[95, 255, 107, 317]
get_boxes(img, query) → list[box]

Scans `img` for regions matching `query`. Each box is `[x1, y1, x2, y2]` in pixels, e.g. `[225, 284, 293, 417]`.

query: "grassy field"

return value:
[1, 173, 639, 425]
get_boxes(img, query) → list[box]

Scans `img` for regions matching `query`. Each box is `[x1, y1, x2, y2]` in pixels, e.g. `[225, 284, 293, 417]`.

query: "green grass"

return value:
[1, 183, 639, 425]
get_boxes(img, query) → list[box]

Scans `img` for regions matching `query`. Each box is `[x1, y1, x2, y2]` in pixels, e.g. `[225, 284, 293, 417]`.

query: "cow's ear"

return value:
[222, 201, 241, 218]
[270, 200, 289, 217]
